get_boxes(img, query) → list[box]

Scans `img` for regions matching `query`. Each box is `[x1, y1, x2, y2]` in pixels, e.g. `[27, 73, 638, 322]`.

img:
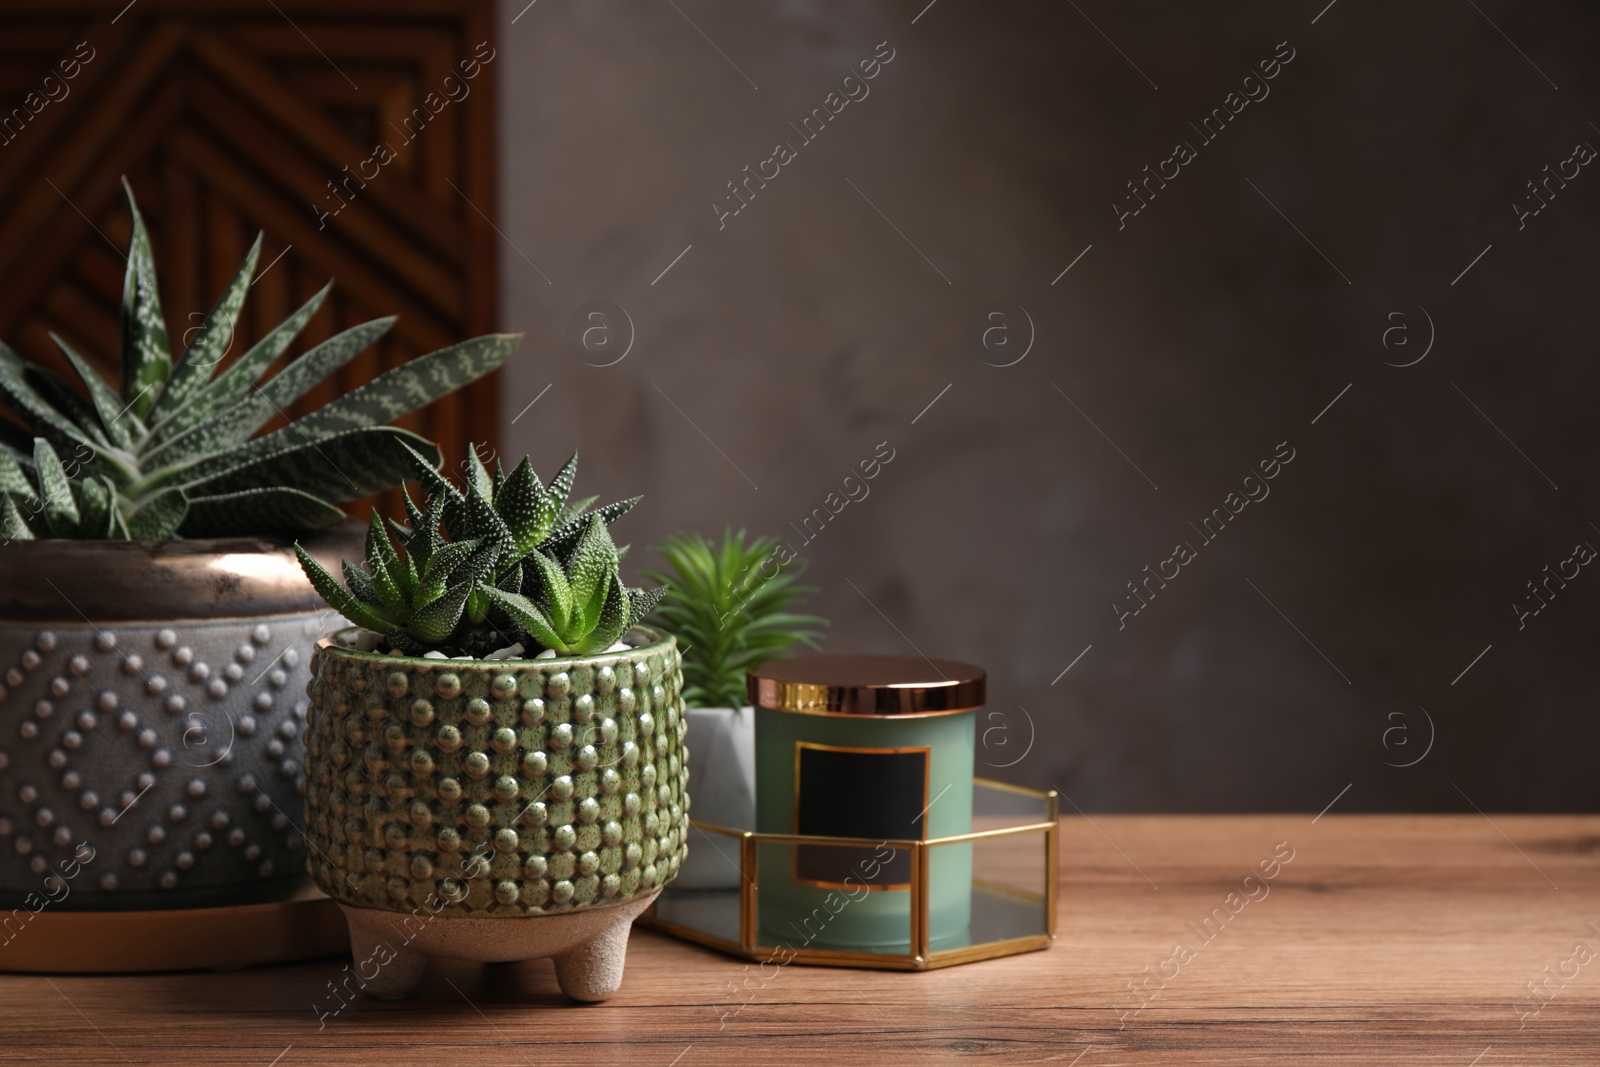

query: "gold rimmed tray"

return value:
[0, 885, 348, 974]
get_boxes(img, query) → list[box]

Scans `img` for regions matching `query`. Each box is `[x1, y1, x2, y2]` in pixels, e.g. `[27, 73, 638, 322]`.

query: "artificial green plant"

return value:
[295, 445, 665, 658]
[0, 179, 515, 540]
[643, 529, 825, 708]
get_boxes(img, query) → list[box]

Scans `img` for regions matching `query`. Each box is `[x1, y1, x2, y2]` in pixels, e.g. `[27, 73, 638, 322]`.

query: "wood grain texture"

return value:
[2, 814, 1597, 1064]
[0, 0, 499, 524]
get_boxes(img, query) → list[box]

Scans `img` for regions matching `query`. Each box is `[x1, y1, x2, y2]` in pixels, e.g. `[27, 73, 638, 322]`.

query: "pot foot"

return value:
[342, 910, 427, 999]
[552, 913, 634, 1002]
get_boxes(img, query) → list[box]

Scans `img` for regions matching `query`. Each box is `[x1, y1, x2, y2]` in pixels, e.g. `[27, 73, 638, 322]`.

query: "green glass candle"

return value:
[749, 655, 983, 955]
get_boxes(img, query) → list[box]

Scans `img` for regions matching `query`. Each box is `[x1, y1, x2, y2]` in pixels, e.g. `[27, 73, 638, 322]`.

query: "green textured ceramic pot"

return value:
[301, 624, 688, 1001]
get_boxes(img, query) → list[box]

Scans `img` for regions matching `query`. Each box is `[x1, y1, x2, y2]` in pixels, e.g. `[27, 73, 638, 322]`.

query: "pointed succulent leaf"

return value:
[293, 544, 396, 633]
[176, 428, 443, 505]
[117, 178, 172, 420]
[180, 487, 345, 537]
[253, 317, 394, 415]
[366, 509, 404, 591]
[478, 586, 565, 653]
[0, 342, 100, 452]
[494, 458, 546, 554]
[1, 493, 34, 541]
[152, 234, 261, 420]
[415, 539, 480, 606]
[366, 551, 409, 618]
[565, 514, 619, 634]
[23, 364, 110, 449]
[541, 495, 640, 556]
[576, 578, 629, 654]
[402, 484, 426, 532]
[522, 548, 573, 633]
[34, 438, 79, 535]
[0, 449, 39, 512]
[108, 499, 129, 539]
[342, 559, 382, 607]
[52, 335, 138, 449]
[400, 441, 465, 536]
[623, 583, 668, 632]
[491, 459, 506, 499]
[407, 580, 474, 644]
[552, 494, 596, 530]
[460, 484, 512, 562]
[76, 476, 111, 539]
[254, 333, 520, 443]
[138, 393, 275, 474]
[150, 283, 331, 443]
[496, 561, 522, 595]
[546, 452, 578, 508]
[125, 486, 187, 539]
[465, 444, 493, 501]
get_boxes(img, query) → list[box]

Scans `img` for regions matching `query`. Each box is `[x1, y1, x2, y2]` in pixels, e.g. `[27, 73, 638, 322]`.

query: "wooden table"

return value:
[4, 815, 1597, 1065]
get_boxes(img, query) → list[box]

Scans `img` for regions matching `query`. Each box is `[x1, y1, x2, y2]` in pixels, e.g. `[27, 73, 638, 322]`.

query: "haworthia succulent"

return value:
[0, 181, 515, 540]
[295, 446, 660, 657]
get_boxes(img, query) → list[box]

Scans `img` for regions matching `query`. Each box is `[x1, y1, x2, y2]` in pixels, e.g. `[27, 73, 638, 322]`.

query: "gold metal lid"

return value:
[748, 654, 985, 717]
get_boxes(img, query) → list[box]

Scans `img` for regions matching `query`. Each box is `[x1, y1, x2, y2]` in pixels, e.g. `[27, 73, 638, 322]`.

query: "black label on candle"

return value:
[793, 743, 929, 890]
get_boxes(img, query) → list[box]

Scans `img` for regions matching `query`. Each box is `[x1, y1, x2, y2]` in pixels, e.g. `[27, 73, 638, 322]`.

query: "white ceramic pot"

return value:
[676, 706, 755, 890]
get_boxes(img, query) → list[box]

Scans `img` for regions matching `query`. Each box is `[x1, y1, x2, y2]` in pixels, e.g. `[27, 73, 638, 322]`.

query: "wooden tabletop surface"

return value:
[4, 814, 1598, 1065]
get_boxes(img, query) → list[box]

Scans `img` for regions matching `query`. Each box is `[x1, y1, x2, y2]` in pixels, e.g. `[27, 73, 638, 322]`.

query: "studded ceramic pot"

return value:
[302, 625, 689, 918]
[0, 530, 358, 911]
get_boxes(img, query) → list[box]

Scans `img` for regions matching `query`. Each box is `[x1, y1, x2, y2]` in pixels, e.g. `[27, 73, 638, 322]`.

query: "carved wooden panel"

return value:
[0, 0, 499, 524]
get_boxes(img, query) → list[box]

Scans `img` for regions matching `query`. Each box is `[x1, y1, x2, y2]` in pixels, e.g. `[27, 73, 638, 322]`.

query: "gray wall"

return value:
[496, 0, 1600, 811]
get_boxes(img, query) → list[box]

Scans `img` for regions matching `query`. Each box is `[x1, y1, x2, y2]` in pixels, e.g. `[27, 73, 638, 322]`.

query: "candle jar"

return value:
[749, 655, 983, 953]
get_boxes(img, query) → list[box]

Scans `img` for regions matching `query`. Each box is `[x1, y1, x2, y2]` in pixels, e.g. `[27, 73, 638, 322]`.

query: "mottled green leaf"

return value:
[118, 177, 172, 420]
[541, 495, 640, 556]
[254, 317, 394, 414]
[479, 585, 565, 653]
[575, 578, 628, 654]
[623, 583, 668, 632]
[466, 444, 493, 501]
[23, 364, 109, 449]
[52, 335, 138, 450]
[125, 487, 188, 539]
[408, 579, 473, 644]
[522, 547, 572, 633]
[181, 487, 345, 537]
[176, 428, 442, 506]
[76, 475, 111, 539]
[0, 341, 98, 451]
[152, 234, 262, 421]
[34, 438, 78, 535]
[565, 514, 618, 636]
[1, 494, 34, 541]
[149, 283, 330, 444]
[546, 452, 577, 509]
[342, 559, 382, 607]
[0, 449, 39, 513]
[293, 543, 395, 633]
[496, 458, 546, 554]
[259, 333, 520, 443]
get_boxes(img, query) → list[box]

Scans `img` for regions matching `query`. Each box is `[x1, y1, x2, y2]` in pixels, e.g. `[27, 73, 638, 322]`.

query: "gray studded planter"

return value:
[303, 625, 689, 1002]
[0, 530, 357, 911]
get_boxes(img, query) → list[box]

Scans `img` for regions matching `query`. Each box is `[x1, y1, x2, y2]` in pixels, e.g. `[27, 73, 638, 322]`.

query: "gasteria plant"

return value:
[643, 529, 825, 708]
[0, 178, 515, 540]
[295, 445, 665, 658]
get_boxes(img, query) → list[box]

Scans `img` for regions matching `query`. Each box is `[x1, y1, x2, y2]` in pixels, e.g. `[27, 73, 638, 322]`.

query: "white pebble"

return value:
[605, 641, 631, 652]
[423, 651, 449, 660]
[484, 643, 525, 661]
[534, 649, 558, 660]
